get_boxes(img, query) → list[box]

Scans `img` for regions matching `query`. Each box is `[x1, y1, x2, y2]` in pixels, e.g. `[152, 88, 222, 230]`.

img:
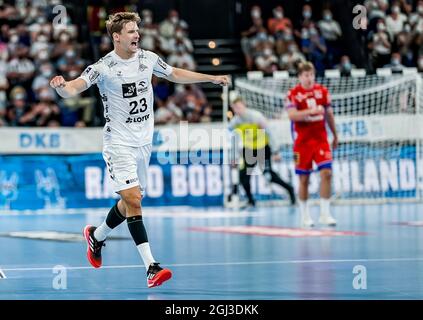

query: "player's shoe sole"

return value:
[147, 269, 172, 288]
[83, 225, 102, 268]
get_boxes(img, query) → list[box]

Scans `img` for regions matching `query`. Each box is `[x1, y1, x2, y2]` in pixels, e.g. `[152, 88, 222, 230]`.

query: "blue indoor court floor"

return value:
[0, 203, 423, 300]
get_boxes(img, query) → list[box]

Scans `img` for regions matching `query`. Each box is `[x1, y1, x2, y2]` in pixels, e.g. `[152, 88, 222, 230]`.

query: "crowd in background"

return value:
[0, 0, 212, 128]
[241, 1, 423, 76]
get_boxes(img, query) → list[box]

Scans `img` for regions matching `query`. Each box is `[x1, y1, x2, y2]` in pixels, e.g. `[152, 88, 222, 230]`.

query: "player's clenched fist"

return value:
[212, 75, 230, 86]
[50, 76, 66, 89]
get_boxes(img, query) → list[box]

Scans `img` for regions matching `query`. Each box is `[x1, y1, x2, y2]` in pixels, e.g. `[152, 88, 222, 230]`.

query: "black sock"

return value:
[127, 215, 148, 245]
[105, 203, 126, 229]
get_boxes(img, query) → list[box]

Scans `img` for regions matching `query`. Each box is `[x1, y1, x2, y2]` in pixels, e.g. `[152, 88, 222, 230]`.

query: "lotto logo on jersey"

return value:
[122, 82, 137, 98]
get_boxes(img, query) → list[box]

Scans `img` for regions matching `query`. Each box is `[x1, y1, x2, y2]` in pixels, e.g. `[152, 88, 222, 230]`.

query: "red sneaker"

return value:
[147, 262, 172, 288]
[83, 225, 105, 268]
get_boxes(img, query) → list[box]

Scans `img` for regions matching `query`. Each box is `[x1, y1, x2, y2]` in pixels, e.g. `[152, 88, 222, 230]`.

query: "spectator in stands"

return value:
[267, 6, 293, 55]
[32, 62, 56, 101]
[154, 101, 183, 125]
[279, 43, 306, 75]
[99, 34, 113, 57]
[308, 27, 327, 75]
[173, 83, 207, 108]
[383, 52, 406, 72]
[394, 24, 414, 66]
[167, 46, 196, 71]
[7, 48, 35, 91]
[5, 87, 31, 126]
[410, 1, 423, 26]
[318, 9, 343, 68]
[0, 44, 8, 125]
[250, 26, 274, 62]
[336, 55, 357, 76]
[398, 0, 413, 14]
[140, 9, 160, 53]
[159, 9, 189, 53]
[19, 87, 61, 127]
[295, 4, 314, 39]
[365, 0, 389, 26]
[241, 14, 264, 70]
[51, 31, 74, 60]
[56, 50, 85, 80]
[386, 2, 408, 41]
[30, 32, 50, 59]
[368, 19, 392, 69]
[255, 44, 278, 74]
[167, 26, 194, 55]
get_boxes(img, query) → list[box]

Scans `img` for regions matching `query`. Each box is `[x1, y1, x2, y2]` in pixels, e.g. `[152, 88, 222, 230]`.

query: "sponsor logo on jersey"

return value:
[107, 60, 118, 68]
[122, 82, 137, 98]
[101, 93, 108, 102]
[137, 79, 148, 94]
[116, 70, 123, 77]
[84, 67, 92, 74]
[126, 177, 138, 184]
[89, 70, 100, 82]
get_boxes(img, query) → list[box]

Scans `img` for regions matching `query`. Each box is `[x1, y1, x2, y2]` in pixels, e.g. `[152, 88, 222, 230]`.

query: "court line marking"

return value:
[3, 257, 423, 272]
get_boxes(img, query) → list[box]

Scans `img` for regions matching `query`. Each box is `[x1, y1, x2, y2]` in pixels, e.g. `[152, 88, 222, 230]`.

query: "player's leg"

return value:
[239, 148, 256, 206]
[262, 145, 296, 205]
[83, 146, 131, 268]
[294, 145, 314, 227]
[127, 143, 171, 288]
[315, 142, 336, 226]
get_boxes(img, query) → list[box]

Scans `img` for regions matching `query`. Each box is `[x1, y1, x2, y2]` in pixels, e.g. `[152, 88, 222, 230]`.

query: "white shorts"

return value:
[103, 144, 152, 195]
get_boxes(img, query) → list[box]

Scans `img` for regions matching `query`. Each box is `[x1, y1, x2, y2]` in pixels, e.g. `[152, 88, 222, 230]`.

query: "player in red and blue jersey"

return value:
[286, 62, 338, 227]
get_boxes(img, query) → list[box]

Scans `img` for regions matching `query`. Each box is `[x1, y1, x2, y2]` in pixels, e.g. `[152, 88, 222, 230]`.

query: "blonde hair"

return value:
[297, 61, 315, 75]
[106, 12, 141, 39]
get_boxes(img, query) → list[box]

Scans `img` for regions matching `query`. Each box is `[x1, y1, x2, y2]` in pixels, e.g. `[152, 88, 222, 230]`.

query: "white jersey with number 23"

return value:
[79, 49, 173, 147]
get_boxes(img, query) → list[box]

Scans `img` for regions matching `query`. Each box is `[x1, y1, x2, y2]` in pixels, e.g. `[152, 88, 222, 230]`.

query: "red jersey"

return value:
[286, 83, 331, 144]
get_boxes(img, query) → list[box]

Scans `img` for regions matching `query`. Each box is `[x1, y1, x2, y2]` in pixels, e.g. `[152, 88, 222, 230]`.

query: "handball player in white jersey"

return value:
[50, 12, 229, 288]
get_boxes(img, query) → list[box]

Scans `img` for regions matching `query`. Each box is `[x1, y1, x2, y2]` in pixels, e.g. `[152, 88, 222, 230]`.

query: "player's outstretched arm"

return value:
[166, 67, 229, 86]
[50, 76, 88, 98]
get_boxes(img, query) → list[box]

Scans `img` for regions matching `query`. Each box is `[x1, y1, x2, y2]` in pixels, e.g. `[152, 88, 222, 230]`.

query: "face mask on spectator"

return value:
[38, 50, 48, 60]
[37, 35, 48, 43]
[251, 9, 261, 19]
[392, 58, 400, 65]
[303, 10, 312, 19]
[65, 50, 75, 59]
[301, 30, 309, 39]
[10, 35, 19, 43]
[42, 68, 52, 77]
[263, 48, 272, 56]
[377, 23, 386, 32]
[342, 61, 352, 70]
[418, 6, 423, 14]
[309, 28, 318, 36]
[144, 16, 152, 25]
[404, 24, 411, 33]
[257, 32, 267, 40]
[392, 6, 400, 14]
[187, 101, 195, 110]
[170, 16, 179, 24]
[324, 13, 332, 21]
[175, 31, 183, 38]
[39, 90, 52, 100]
[273, 10, 283, 19]
[60, 33, 70, 42]
[284, 33, 293, 41]
[37, 16, 46, 24]
[69, 70, 78, 78]
[29, 8, 38, 18]
[288, 45, 297, 53]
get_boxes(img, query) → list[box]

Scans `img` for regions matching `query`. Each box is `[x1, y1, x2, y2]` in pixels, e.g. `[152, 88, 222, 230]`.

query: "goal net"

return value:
[224, 73, 423, 205]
